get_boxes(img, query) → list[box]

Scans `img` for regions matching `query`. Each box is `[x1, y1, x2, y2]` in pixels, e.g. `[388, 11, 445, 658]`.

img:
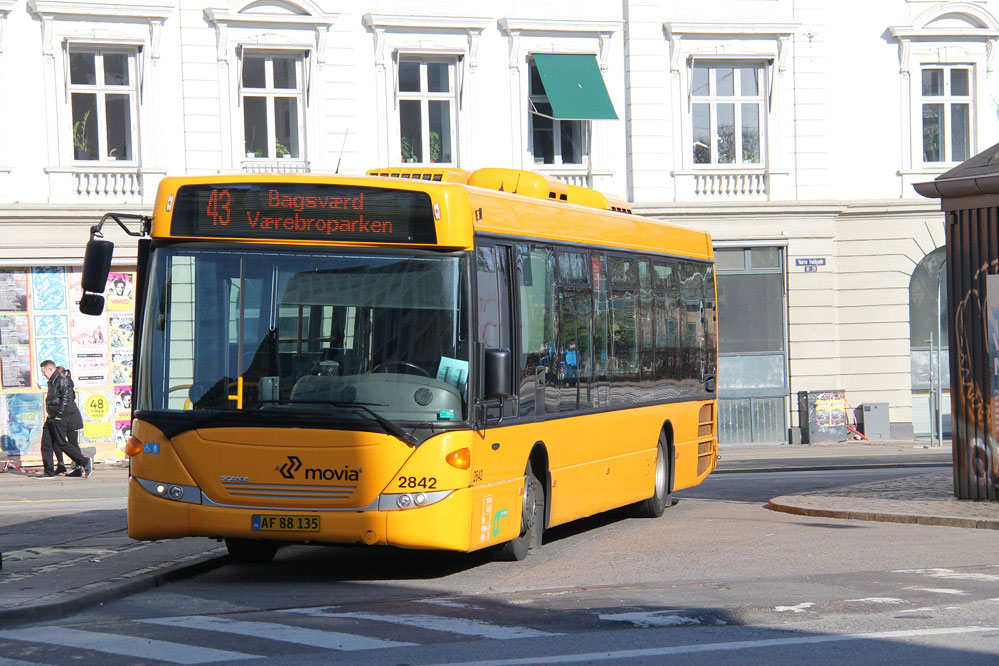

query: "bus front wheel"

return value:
[632, 431, 672, 518]
[225, 538, 278, 563]
[495, 460, 544, 561]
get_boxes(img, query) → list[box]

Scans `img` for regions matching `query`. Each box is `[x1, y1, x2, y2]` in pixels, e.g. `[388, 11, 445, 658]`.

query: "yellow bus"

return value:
[79, 167, 718, 562]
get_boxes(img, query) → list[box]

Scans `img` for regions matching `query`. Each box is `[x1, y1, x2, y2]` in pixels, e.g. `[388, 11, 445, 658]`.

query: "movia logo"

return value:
[278, 455, 360, 482]
[278, 455, 302, 479]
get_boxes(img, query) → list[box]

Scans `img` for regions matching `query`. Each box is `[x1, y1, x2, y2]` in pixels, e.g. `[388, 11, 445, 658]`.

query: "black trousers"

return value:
[41, 418, 86, 472]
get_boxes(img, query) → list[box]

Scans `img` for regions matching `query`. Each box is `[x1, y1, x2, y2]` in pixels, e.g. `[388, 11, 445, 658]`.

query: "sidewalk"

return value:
[0, 441, 995, 628]
[719, 439, 999, 531]
[0, 464, 228, 627]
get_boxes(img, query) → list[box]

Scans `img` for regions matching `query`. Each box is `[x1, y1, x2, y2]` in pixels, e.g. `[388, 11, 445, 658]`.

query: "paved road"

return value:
[3, 466, 996, 665]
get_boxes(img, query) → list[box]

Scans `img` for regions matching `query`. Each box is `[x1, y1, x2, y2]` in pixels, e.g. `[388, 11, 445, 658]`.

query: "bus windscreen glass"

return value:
[170, 183, 437, 243]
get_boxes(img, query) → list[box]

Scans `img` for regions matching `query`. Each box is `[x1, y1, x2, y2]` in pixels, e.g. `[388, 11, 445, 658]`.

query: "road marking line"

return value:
[412, 626, 997, 666]
[598, 611, 704, 627]
[0, 627, 256, 664]
[896, 568, 999, 582]
[774, 602, 814, 613]
[904, 587, 967, 595]
[285, 607, 558, 639]
[141, 616, 414, 651]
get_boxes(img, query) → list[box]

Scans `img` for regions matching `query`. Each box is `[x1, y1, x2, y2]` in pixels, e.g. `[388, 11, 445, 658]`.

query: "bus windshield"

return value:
[137, 246, 470, 425]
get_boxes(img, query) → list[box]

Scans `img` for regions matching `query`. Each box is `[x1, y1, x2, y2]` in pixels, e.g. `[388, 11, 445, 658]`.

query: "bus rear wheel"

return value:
[632, 431, 672, 518]
[224, 538, 278, 563]
[495, 460, 544, 561]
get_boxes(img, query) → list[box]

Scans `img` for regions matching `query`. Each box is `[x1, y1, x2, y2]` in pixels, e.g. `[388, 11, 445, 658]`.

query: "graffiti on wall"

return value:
[951, 258, 999, 500]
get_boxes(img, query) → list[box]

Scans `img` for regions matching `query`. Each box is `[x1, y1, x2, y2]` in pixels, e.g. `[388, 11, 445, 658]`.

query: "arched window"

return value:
[909, 247, 950, 439]
[909, 247, 948, 350]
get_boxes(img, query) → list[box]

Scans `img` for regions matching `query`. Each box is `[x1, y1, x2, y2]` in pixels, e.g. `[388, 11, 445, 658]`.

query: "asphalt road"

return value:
[4, 464, 996, 665]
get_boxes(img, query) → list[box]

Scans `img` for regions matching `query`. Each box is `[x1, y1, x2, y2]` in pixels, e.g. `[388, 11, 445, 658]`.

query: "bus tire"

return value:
[632, 431, 672, 518]
[495, 459, 544, 561]
[225, 538, 278, 563]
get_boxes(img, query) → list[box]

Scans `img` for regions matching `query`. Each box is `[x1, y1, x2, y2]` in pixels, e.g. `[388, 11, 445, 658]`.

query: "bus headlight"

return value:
[380, 490, 452, 511]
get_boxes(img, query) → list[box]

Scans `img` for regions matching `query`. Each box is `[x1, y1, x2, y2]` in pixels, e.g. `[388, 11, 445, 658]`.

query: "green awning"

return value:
[533, 53, 617, 120]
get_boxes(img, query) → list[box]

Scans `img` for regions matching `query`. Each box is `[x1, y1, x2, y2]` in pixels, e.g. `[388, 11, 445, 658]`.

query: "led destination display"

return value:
[170, 183, 437, 244]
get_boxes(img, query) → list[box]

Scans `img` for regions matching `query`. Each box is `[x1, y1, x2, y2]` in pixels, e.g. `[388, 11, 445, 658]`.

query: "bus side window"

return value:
[516, 244, 556, 417]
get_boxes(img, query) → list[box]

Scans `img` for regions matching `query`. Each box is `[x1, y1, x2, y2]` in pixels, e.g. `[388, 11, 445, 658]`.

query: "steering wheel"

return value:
[371, 361, 431, 377]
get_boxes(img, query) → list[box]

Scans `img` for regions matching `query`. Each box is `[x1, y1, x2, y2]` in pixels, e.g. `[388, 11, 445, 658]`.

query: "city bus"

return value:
[79, 166, 718, 562]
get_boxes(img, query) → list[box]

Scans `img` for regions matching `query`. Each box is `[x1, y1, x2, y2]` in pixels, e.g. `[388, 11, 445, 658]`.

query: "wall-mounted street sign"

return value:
[796, 258, 825, 272]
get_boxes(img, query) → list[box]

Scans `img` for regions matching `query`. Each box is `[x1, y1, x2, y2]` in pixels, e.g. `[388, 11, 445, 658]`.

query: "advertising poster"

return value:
[113, 385, 132, 420]
[987, 274, 999, 441]
[0, 270, 28, 312]
[1, 345, 32, 389]
[79, 390, 114, 444]
[31, 267, 67, 312]
[111, 351, 133, 386]
[109, 312, 134, 350]
[0, 393, 44, 456]
[114, 420, 132, 453]
[70, 313, 109, 386]
[0, 314, 31, 388]
[33, 337, 69, 386]
[106, 272, 135, 311]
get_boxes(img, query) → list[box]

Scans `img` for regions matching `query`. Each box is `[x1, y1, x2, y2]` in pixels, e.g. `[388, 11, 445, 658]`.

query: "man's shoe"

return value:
[66, 468, 83, 477]
[83, 457, 93, 478]
[55, 467, 68, 475]
[42, 469, 59, 477]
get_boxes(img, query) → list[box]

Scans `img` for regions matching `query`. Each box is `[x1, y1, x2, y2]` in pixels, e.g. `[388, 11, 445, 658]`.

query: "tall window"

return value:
[242, 52, 305, 160]
[921, 65, 972, 164]
[69, 48, 137, 162]
[529, 60, 586, 166]
[398, 58, 455, 164]
[691, 62, 763, 166]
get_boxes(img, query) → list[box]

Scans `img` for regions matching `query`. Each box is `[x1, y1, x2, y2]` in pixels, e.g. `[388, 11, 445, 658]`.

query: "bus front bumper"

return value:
[127, 475, 522, 552]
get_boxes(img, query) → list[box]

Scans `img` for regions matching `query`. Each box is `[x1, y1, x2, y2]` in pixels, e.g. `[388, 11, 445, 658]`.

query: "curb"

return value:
[715, 461, 949, 474]
[0, 548, 230, 627]
[766, 496, 999, 531]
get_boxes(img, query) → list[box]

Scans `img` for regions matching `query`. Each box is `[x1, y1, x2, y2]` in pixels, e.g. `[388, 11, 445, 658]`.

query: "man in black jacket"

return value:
[39, 360, 91, 478]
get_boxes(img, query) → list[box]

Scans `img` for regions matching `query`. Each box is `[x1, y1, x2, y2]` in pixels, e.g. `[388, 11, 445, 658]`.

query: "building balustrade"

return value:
[242, 160, 312, 174]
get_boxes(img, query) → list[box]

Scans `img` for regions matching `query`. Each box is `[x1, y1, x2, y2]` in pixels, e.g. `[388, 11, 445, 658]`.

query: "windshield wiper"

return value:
[258, 399, 418, 446]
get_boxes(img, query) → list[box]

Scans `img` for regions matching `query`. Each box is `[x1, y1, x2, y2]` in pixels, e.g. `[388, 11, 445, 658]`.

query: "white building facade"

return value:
[0, 0, 989, 456]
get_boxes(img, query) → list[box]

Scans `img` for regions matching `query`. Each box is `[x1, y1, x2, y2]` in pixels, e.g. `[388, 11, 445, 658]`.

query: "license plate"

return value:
[251, 514, 320, 532]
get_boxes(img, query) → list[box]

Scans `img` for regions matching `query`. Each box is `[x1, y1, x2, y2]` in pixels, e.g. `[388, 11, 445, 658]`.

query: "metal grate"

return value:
[719, 397, 786, 444]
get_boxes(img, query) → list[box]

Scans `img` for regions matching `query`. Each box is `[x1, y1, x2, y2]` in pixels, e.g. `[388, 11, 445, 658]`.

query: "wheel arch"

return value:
[528, 440, 551, 528]
[660, 421, 675, 493]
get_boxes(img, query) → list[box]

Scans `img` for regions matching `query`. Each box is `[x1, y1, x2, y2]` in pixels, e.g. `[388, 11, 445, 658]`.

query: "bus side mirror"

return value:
[483, 348, 512, 399]
[81, 239, 114, 293]
[79, 292, 106, 316]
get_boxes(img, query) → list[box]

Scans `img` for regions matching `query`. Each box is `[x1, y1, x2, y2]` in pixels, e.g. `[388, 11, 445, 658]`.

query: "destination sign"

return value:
[169, 183, 437, 244]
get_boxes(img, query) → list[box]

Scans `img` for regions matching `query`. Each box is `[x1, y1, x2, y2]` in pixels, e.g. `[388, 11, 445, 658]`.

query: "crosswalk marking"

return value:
[141, 616, 414, 651]
[284, 607, 558, 639]
[0, 627, 256, 664]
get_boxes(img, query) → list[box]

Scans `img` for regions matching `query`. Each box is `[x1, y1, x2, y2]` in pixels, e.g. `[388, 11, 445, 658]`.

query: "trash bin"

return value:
[797, 390, 848, 444]
[856, 402, 890, 440]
